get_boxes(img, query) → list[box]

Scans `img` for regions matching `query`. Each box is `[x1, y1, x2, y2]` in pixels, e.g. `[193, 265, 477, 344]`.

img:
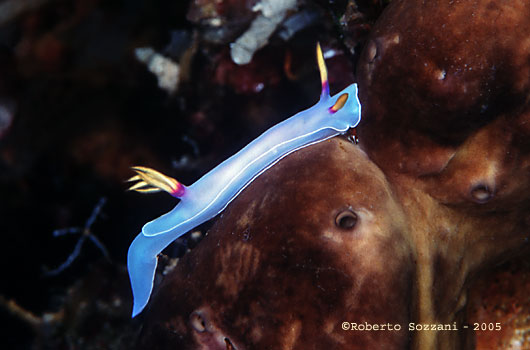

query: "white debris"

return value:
[277, 8, 320, 41]
[135, 47, 180, 94]
[162, 257, 179, 276]
[230, 0, 297, 65]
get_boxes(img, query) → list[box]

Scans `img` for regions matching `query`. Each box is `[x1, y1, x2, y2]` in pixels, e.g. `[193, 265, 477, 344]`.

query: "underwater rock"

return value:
[466, 258, 530, 349]
[354, 0, 530, 348]
[356, 0, 530, 177]
[138, 138, 414, 349]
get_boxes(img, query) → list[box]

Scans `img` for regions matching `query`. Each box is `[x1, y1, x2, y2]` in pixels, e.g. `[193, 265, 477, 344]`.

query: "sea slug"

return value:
[127, 43, 361, 317]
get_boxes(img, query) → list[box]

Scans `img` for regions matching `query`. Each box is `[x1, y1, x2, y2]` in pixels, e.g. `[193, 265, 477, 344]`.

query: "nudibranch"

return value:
[127, 43, 361, 317]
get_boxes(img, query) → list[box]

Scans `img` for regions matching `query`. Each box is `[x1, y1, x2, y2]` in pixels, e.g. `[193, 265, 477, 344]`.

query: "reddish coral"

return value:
[214, 49, 282, 94]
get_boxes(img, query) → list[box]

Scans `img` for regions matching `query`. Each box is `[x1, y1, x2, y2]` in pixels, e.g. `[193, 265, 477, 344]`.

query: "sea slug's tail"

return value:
[127, 232, 158, 317]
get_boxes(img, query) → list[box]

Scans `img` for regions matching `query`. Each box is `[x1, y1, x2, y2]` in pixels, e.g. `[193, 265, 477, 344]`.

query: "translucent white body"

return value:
[128, 83, 361, 317]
